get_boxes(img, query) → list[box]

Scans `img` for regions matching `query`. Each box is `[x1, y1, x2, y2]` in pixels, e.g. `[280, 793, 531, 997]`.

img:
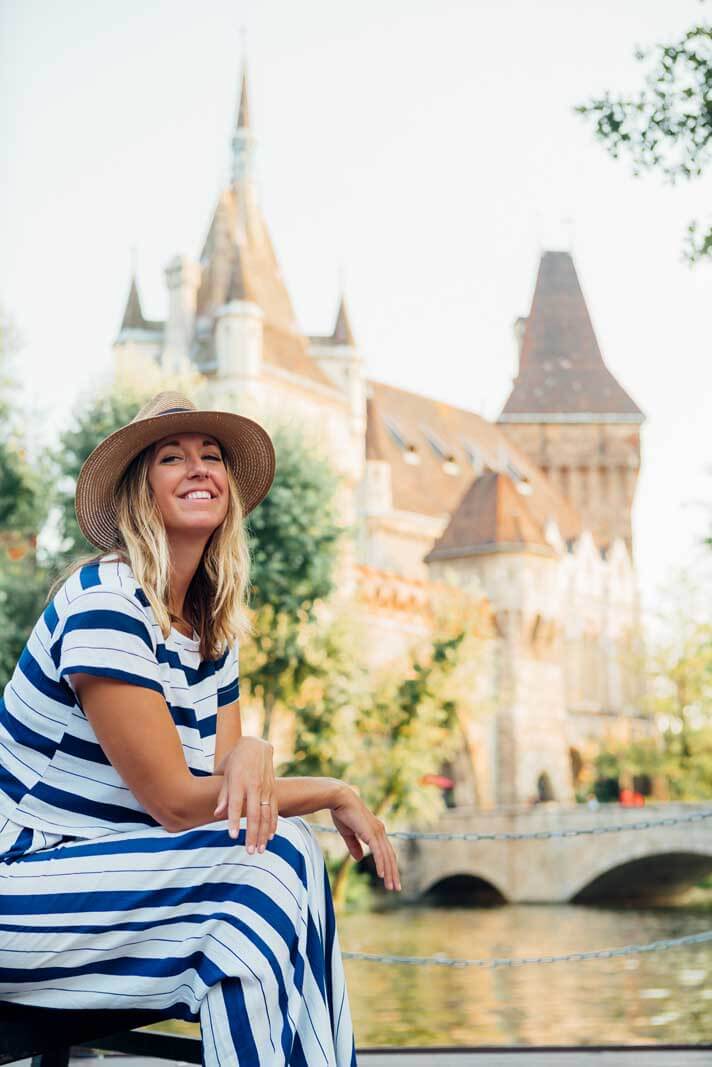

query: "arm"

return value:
[214, 698, 242, 772]
[71, 673, 345, 832]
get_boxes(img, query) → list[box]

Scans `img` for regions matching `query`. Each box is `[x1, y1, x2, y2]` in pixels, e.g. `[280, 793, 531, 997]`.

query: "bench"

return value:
[0, 1003, 201, 1065]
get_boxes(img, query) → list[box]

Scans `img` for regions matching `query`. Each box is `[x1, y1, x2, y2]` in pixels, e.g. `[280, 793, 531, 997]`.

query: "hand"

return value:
[330, 786, 402, 892]
[214, 737, 277, 852]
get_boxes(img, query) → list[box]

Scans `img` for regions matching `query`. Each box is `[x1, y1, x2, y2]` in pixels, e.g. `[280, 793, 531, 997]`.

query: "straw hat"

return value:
[75, 391, 276, 550]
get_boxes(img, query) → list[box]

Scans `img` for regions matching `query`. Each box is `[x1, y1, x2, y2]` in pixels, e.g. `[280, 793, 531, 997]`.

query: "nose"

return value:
[186, 454, 209, 478]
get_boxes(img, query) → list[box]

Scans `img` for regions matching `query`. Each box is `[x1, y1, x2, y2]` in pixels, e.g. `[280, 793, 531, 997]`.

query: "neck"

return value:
[166, 532, 210, 621]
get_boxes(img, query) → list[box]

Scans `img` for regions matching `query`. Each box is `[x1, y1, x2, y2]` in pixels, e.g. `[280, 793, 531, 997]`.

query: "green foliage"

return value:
[0, 554, 51, 689]
[240, 423, 345, 740]
[282, 601, 489, 828]
[50, 388, 146, 565]
[246, 423, 343, 616]
[592, 585, 712, 802]
[577, 18, 712, 263]
[0, 308, 52, 687]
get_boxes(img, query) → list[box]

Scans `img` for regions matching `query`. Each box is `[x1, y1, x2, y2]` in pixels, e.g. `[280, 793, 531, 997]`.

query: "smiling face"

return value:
[147, 431, 229, 539]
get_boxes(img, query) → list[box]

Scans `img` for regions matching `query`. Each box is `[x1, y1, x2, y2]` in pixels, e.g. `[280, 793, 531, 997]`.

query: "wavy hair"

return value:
[51, 442, 252, 661]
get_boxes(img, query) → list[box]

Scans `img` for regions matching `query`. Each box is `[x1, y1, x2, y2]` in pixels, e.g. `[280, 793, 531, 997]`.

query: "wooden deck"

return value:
[16, 1045, 708, 1066]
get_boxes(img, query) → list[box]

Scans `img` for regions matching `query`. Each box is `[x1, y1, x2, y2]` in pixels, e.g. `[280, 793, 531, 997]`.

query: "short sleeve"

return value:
[216, 640, 240, 707]
[51, 588, 163, 697]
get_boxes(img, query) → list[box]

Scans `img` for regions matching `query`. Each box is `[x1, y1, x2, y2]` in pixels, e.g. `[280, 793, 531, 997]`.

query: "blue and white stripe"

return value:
[0, 815, 357, 1065]
[0, 554, 359, 1063]
[0, 556, 237, 838]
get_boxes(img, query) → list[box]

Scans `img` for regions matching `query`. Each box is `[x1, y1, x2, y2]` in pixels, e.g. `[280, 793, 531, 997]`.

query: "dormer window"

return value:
[421, 425, 449, 460]
[384, 416, 421, 463]
[462, 439, 485, 475]
[497, 447, 533, 494]
[420, 425, 461, 474]
[384, 416, 408, 450]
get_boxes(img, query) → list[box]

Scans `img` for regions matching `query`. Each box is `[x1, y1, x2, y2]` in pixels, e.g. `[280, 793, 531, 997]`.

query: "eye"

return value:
[159, 454, 182, 463]
[205, 453, 223, 462]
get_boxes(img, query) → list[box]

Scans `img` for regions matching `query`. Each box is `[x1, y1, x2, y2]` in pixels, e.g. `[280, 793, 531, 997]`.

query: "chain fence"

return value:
[341, 929, 712, 969]
[311, 806, 712, 842]
[312, 808, 712, 968]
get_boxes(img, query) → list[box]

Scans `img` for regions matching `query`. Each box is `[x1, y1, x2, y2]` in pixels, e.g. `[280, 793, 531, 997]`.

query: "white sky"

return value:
[2, 0, 711, 614]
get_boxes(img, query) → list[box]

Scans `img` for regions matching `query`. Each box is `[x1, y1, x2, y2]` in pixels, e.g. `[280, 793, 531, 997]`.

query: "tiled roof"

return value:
[366, 379, 580, 540]
[425, 471, 555, 561]
[500, 251, 643, 420]
[195, 184, 334, 388]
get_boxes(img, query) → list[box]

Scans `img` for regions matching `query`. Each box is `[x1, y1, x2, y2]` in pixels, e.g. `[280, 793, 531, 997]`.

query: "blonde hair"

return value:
[51, 442, 253, 661]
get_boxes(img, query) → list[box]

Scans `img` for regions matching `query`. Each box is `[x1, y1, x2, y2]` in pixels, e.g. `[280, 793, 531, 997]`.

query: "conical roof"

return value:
[500, 251, 643, 421]
[425, 470, 554, 561]
[120, 275, 146, 330]
[332, 294, 356, 346]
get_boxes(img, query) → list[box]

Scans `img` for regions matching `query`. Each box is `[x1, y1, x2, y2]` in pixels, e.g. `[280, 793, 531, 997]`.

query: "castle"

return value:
[114, 67, 647, 809]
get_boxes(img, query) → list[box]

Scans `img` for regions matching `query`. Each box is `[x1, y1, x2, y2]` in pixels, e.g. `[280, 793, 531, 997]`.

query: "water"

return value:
[156, 901, 711, 1048]
[339, 902, 712, 1047]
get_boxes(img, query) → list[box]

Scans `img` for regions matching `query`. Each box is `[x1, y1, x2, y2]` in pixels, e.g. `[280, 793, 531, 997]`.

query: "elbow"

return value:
[150, 792, 195, 834]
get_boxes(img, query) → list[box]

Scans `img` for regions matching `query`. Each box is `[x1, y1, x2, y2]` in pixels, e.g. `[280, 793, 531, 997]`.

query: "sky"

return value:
[1, 0, 711, 615]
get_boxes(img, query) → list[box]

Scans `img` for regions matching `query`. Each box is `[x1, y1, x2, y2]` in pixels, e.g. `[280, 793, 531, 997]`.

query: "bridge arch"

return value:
[419, 868, 508, 906]
[568, 848, 712, 903]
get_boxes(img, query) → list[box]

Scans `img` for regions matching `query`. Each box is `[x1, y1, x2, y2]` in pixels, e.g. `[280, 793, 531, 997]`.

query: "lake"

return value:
[339, 901, 712, 1047]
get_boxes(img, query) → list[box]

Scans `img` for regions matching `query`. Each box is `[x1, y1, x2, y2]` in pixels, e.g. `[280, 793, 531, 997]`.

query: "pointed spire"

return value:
[120, 274, 147, 331]
[236, 65, 250, 130]
[500, 251, 643, 420]
[231, 55, 256, 185]
[332, 293, 355, 346]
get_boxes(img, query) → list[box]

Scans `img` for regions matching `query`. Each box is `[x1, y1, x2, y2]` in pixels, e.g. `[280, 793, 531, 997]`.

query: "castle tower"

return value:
[425, 470, 575, 807]
[498, 251, 644, 556]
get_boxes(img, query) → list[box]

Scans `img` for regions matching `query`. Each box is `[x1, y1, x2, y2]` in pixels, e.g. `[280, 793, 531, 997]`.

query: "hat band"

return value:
[157, 407, 193, 416]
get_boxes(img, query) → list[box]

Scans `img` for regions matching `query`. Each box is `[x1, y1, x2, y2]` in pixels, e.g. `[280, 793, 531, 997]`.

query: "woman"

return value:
[0, 391, 401, 1066]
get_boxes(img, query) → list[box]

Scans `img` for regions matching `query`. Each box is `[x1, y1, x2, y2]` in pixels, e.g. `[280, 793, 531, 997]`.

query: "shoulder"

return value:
[49, 556, 154, 645]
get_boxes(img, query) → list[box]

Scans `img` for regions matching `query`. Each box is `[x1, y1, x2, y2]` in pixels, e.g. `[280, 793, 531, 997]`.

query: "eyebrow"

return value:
[155, 438, 221, 450]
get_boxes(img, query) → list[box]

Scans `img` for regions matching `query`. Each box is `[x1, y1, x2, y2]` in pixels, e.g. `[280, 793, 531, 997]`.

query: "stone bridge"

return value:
[385, 803, 712, 904]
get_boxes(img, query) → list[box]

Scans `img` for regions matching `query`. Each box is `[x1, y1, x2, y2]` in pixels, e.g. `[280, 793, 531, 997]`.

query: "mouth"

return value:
[179, 490, 218, 502]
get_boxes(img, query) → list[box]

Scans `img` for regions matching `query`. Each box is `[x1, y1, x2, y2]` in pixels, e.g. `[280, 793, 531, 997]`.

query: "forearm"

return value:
[169, 774, 348, 832]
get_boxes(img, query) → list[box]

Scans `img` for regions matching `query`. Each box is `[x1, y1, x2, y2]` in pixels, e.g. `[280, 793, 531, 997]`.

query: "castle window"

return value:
[384, 416, 408, 450]
[499, 452, 533, 495]
[462, 439, 485, 475]
[384, 417, 421, 464]
[421, 425, 459, 472]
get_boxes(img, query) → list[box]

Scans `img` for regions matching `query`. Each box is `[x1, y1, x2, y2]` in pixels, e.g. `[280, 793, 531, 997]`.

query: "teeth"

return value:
[184, 491, 212, 500]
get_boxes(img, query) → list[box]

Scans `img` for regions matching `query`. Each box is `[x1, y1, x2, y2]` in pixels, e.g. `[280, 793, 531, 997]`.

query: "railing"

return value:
[310, 806, 712, 969]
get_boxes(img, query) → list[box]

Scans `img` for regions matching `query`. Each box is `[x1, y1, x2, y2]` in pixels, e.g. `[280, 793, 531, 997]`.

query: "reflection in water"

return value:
[340, 904, 712, 1047]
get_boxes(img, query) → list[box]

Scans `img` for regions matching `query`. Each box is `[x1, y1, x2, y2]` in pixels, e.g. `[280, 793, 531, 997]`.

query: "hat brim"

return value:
[75, 409, 276, 550]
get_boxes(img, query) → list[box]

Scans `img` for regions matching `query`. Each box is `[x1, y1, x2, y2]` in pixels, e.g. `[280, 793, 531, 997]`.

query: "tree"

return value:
[240, 422, 345, 742]
[279, 590, 491, 909]
[0, 308, 51, 688]
[50, 388, 147, 566]
[577, 18, 712, 262]
[591, 572, 712, 803]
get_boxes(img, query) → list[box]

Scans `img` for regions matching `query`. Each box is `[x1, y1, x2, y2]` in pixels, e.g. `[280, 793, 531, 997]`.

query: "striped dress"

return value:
[0, 556, 357, 1066]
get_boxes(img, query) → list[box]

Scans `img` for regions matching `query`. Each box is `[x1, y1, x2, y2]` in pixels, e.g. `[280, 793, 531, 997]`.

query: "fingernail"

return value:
[247, 845, 254, 854]
[259, 844, 265, 853]
[229, 828, 237, 840]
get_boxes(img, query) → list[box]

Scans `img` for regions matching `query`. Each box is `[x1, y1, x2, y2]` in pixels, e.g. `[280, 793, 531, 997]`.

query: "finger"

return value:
[270, 799, 278, 840]
[214, 780, 228, 816]
[227, 783, 245, 841]
[245, 787, 263, 854]
[387, 840, 402, 891]
[256, 796, 269, 852]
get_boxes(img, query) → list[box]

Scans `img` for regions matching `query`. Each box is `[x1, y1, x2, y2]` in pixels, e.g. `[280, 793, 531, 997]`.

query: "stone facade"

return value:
[113, 66, 648, 810]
